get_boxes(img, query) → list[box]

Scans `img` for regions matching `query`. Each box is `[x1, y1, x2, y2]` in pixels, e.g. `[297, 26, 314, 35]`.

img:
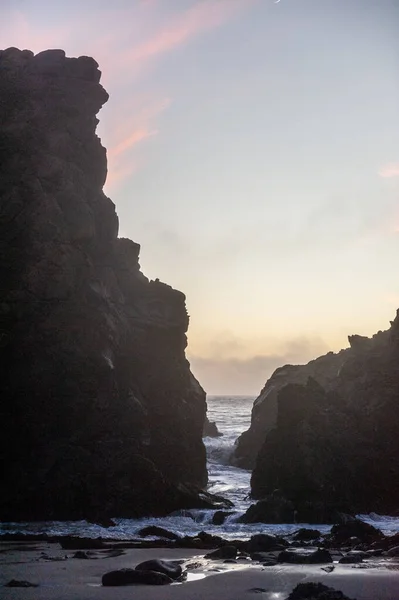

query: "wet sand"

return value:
[1, 541, 399, 600]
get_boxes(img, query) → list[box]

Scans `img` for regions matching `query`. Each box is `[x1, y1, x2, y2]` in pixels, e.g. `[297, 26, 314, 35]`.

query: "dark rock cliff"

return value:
[232, 349, 350, 469]
[235, 316, 399, 518]
[0, 47, 209, 520]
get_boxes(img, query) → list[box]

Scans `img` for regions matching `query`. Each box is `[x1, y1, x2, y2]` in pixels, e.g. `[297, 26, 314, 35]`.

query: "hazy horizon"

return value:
[2, 0, 398, 394]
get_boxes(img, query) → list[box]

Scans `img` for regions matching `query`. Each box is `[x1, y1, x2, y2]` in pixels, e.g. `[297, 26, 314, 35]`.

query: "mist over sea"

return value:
[2, 396, 399, 539]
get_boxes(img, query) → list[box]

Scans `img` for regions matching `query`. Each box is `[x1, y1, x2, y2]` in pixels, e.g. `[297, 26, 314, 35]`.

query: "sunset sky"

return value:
[1, 0, 398, 394]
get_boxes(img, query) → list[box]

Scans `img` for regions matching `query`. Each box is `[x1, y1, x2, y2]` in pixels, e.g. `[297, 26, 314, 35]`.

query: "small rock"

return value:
[205, 545, 237, 560]
[293, 528, 322, 541]
[135, 559, 182, 580]
[102, 568, 173, 586]
[339, 553, 363, 564]
[287, 582, 355, 599]
[203, 417, 223, 437]
[251, 551, 275, 562]
[278, 549, 333, 564]
[137, 526, 180, 541]
[212, 510, 234, 525]
[5, 580, 39, 588]
[245, 533, 288, 553]
[330, 519, 383, 545]
[321, 565, 335, 573]
[387, 545, 399, 557]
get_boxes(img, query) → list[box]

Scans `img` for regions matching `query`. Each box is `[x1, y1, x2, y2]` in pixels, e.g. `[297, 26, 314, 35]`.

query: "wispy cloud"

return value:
[104, 98, 171, 191]
[378, 163, 399, 178]
[124, 0, 256, 67]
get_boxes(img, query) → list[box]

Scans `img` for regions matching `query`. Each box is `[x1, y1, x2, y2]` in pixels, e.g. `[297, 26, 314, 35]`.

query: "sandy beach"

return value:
[1, 541, 399, 600]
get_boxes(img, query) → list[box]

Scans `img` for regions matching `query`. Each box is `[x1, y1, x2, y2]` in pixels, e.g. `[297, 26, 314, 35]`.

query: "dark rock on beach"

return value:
[0, 47, 210, 521]
[137, 526, 180, 541]
[329, 519, 384, 546]
[205, 545, 238, 560]
[240, 496, 295, 524]
[243, 533, 288, 553]
[293, 529, 322, 542]
[287, 582, 355, 600]
[278, 549, 333, 564]
[102, 568, 173, 586]
[135, 559, 182, 580]
[5, 580, 39, 588]
[338, 553, 363, 564]
[60, 537, 109, 550]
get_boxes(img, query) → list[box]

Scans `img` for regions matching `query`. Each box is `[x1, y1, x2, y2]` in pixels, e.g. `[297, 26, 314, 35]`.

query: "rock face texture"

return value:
[0, 48, 208, 520]
[232, 350, 348, 469]
[234, 318, 399, 519]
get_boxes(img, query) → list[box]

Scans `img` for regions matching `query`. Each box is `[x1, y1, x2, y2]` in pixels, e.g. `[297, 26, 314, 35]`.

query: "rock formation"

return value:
[234, 316, 399, 519]
[0, 47, 210, 520]
[203, 416, 223, 437]
[232, 349, 350, 469]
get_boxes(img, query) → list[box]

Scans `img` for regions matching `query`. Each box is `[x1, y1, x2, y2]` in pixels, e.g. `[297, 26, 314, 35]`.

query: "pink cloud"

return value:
[104, 98, 171, 191]
[108, 129, 158, 160]
[378, 163, 399, 178]
[124, 0, 256, 67]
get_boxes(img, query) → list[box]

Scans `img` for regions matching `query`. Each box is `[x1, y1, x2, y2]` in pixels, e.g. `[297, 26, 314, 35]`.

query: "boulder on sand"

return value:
[102, 568, 173, 586]
[135, 559, 182, 580]
[287, 582, 355, 599]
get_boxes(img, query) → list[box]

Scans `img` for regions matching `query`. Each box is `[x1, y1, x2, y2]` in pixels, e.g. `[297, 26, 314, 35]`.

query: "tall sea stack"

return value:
[0, 48, 208, 520]
[235, 316, 399, 521]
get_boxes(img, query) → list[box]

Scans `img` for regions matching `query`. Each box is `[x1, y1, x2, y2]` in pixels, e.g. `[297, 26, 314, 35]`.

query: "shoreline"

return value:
[2, 538, 399, 600]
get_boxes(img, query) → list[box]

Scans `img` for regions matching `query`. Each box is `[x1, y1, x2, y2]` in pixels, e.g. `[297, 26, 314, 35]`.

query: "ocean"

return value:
[1, 395, 399, 539]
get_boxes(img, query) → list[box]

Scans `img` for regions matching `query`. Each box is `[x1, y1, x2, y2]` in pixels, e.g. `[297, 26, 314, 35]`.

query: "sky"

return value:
[1, 0, 398, 394]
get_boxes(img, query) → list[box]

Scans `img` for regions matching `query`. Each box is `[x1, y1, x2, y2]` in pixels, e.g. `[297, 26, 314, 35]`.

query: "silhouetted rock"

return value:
[135, 559, 182, 580]
[137, 526, 180, 541]
[278, 549, 332, 564]
[60, 537, 108, 550]
[287, 582, 355, 599]
[0, 47, 209, 520]
[5, 580, 39, 588]
[293, 529, 322, 542]
[338, 553, 363, 564]
[102, 568, 173, 586]
[205, 545, 237, 560]
[330, 520, 384, 546]
[212, 510, 234, 525]
[239, 496, 295, 524]
[250, 552, 278, 563]
[239, 314, 399, 518]
[232, 352, 348, 469]
[203, 416, 223, 437]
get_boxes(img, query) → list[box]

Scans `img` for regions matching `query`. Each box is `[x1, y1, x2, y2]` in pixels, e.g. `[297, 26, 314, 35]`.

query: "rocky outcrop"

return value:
[232, 349, 351, 469]
[0, 47, 209, 520]
[203, 416, 223, 437]
[238, 315, 399, 517]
